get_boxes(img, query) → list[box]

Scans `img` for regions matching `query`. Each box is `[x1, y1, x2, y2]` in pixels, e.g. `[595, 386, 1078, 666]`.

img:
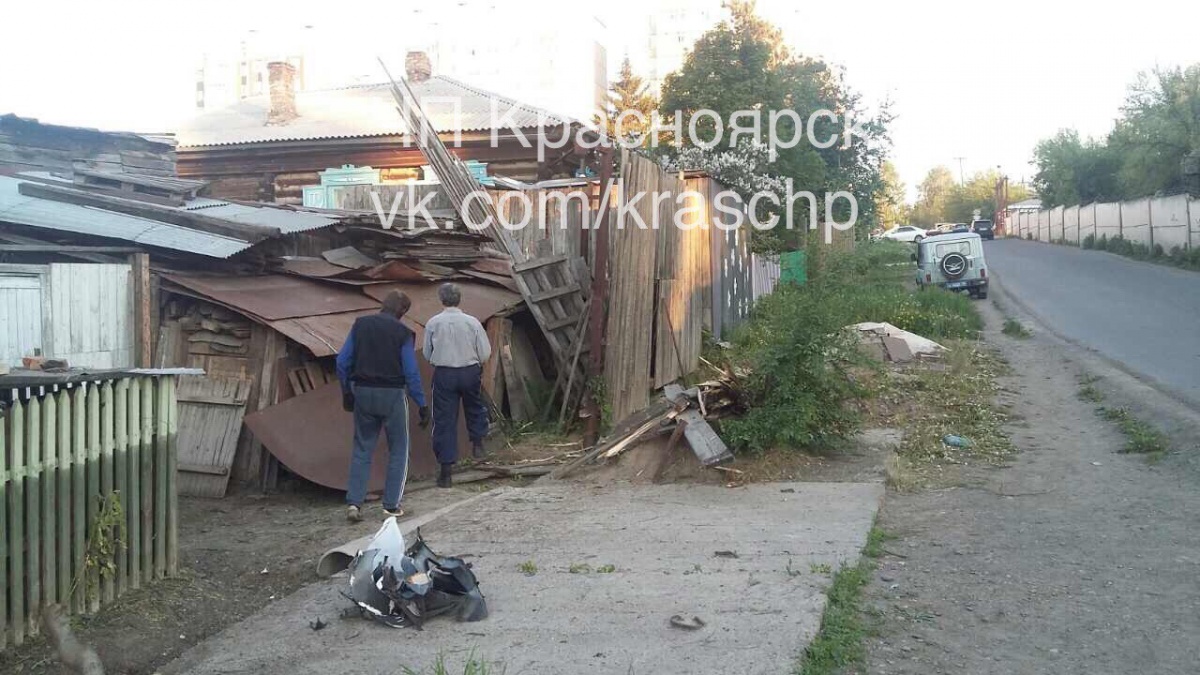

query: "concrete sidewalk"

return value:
[166, 481, 883, 675]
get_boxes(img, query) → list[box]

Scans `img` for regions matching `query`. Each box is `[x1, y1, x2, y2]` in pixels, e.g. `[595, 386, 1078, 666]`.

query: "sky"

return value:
[2, 0, 1198, 201]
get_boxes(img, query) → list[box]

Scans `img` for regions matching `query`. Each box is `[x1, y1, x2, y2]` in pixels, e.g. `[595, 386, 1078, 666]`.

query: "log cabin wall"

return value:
[177, 133, 550, 205]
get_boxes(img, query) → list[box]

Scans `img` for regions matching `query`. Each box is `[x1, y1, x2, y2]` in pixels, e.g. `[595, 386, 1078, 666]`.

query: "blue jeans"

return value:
[346, 385, 410, 509]
[431, 364, 488, 465]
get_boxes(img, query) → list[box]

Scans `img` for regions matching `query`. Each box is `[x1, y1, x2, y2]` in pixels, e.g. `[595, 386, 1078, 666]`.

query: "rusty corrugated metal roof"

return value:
[362, 281, 521, 327]
[176, 75, 571, 148]
[161, 274, 380, 321]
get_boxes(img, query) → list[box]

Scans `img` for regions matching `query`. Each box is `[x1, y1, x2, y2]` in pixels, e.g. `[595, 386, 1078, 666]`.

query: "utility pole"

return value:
[953, 157, 966, 186]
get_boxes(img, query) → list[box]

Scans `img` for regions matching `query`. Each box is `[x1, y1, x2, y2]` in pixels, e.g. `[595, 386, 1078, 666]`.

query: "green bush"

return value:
[1082, 233, 1097, 249]
[720, 242, 981, 453]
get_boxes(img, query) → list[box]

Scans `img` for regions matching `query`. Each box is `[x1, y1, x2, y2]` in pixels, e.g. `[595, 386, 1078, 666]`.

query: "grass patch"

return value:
[1098, 407, 1170, 454]
[1001, 318, 1031, 338]
[1078, 384, 1104, 403]
[595, 564, 616, 574]
[517, 560, 538, 576]
[874, 342, 1014, 488]
[794, 526, 890, 675]
[402, 650, 499, 675]
[718, 241, 982, 454]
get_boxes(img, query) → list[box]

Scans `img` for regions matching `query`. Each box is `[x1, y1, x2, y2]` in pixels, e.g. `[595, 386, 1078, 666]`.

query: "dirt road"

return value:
[864, 281, 1200, 674]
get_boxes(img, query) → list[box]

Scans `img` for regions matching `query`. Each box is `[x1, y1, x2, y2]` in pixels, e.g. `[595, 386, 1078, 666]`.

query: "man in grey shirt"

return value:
[423, 282, 492, 487]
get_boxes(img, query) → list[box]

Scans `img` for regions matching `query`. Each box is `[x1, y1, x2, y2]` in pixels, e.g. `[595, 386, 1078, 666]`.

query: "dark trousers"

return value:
[431, 364, 488, 465]
[346, 385, 409, 509]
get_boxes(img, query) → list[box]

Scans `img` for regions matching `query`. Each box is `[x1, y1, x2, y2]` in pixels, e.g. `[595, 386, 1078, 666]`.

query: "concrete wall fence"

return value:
[1010, 194, 1200, 252]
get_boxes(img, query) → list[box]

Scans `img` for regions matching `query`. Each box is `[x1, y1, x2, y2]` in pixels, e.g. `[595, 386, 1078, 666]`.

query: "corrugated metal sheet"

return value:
[0, 176, 253, 258]
[177, 76, 570, 148]
[361, 281, 521, 327]
[160, 274, 380, 321]
[176, 201, 338, 233]
[49, 263, 133, 369]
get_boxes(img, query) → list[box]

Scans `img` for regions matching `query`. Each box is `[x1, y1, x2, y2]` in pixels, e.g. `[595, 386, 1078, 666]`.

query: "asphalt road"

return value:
[986, 238, 1200, 407]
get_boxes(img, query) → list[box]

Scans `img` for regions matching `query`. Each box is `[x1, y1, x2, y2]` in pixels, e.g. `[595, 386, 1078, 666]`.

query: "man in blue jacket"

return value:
[336, 291, 430, 522]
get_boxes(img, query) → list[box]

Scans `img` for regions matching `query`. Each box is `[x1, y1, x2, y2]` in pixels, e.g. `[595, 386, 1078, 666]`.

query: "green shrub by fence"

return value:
[1, 374, 177, 649]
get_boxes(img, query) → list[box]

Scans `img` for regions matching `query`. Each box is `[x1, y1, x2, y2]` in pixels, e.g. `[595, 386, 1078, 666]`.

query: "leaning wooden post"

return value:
[1, 404, 8, 648]
[25, 395, 41, 637]
[8, 399, 25, 645]
[71, 387, 87, 613]
[56, 389, 72, 612]
[42, 393, 58, 613]
[127, 378, 142, 589]
[86, 383, 101, 613]
[154, 377, 168, 579]
[139, 379, 154, 585]
[114, 379, 129, 595]
[165, 376, 179, 576]
[99, 381, 116, 605]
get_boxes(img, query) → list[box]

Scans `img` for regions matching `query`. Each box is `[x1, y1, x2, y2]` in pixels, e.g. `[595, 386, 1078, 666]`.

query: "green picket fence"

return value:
[1, 374, 178, 649]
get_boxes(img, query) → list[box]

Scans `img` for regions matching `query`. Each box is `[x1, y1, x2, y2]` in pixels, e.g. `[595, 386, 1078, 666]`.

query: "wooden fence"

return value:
[1, 374, 178, 648]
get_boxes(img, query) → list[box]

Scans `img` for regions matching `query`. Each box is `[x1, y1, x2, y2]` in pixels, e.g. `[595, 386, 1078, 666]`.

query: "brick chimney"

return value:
[405, 51, 432, 83]
[267, 61, 298, 125]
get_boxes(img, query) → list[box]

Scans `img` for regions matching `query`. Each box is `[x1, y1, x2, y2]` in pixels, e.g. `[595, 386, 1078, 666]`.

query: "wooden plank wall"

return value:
[653, 172, 701, 388]
[48, 263, 134, 370]
[603, 151, 662, 422]
[1, 375, 178, 648]
[707, 178, 753, 341]
[175, 377, 252, 497]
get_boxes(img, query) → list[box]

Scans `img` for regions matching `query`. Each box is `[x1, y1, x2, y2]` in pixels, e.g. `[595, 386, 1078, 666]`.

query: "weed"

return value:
[884, 454, 919, 492]
[721, 241, 982, 454]
[1001, 318, 1031, 338]
[1078, 384, 1104, 403]
[810, 562, 833, 576]
[793, 528, 895, 673]
[794, 562, 872, 675]
[1097, 407, 1169, 454]
[517, 560, 538, 576]
[785, 558, 803, 578]
[402, 650, 499, 675]
[568, 563, 591, 574]
[863, 526, 895, 559]
[75, 491, 128, 600]
[595, 564, 616, 574]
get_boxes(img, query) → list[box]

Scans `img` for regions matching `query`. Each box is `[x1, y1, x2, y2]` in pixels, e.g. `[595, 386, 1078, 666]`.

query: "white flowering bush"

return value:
[659, 140, 796, 252]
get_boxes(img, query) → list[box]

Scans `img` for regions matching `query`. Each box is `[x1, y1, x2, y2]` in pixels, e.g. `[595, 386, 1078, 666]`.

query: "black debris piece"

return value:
[343, 523, 488, 630]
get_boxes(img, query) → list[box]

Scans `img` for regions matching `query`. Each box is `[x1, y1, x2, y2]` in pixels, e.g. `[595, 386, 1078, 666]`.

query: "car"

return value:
[913, 231, 989, 299]
[880, 225, 926, 243]
[952, 223, 970, 233]
[971, 219, 995, 240]
[925, 223, 955, 237]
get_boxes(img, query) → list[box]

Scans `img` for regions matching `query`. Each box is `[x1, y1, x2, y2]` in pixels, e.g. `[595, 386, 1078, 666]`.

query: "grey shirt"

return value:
[423, 307, 492, 367]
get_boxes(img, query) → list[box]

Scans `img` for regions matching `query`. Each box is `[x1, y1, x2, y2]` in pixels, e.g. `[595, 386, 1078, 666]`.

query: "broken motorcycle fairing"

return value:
[343, 520, 488, 629]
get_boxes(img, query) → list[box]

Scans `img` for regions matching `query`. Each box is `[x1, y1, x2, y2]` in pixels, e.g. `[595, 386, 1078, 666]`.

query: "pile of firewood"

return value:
[168, 300, 253, 356]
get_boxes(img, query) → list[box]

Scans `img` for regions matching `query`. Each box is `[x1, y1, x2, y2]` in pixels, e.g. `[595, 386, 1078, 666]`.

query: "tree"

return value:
[658, 0, 893, 248]
[1110, 65, 1200, 197]
[595, 57, 657, 145]
[910, 166, 955, 226]
[874, 161, 909, 226]
[1030, 64, 1200, 205]
[1032, 129, 1119, 207]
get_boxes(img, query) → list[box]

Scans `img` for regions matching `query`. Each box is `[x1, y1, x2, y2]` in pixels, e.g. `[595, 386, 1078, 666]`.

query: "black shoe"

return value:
[437, 464, 453, 488]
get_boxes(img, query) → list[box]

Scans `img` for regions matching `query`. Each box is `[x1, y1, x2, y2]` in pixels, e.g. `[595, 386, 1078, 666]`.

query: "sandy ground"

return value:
[164, 481, 884, 675]
[864, 280, 1200, 674]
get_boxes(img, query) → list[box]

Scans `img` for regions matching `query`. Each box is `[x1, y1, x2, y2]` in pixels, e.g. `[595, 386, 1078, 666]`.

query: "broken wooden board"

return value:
[676, 409, 733, 466]
[176, 376, 253, 497]
[499, 321, 529, 421]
